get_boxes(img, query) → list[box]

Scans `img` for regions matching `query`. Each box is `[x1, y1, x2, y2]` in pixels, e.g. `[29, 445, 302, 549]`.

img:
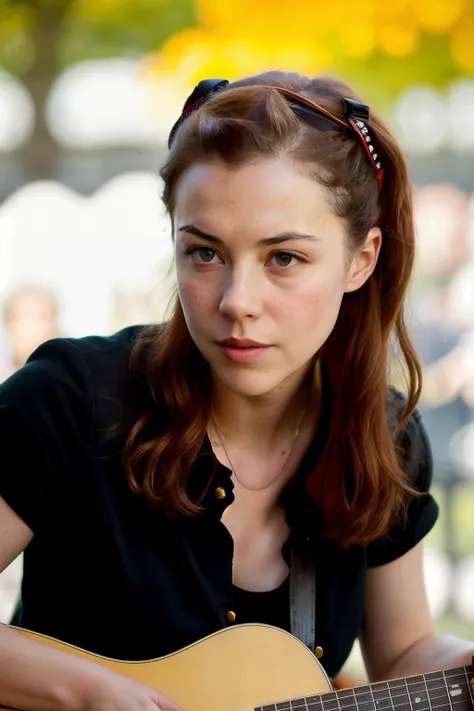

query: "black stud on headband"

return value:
[343, 97, 384, 190]
[168, 78, 229, 148]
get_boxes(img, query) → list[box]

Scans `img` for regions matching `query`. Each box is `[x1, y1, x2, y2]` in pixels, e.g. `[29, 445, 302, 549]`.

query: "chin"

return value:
[211, 366, 283, 398]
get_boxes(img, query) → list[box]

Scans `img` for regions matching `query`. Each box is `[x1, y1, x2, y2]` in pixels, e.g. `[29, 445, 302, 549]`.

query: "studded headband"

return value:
[168, 79, 385, 191]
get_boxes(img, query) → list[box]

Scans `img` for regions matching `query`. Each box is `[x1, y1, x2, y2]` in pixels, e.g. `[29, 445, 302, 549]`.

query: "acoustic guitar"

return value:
[4, 624, 474, 711]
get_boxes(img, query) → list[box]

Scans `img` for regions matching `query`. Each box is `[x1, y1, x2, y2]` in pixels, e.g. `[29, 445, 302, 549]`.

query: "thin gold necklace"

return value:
[210, 399, 309, 492]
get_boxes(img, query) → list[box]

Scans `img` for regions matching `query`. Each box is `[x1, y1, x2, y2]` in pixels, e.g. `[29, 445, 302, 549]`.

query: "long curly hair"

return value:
[123, 71, 422, 546]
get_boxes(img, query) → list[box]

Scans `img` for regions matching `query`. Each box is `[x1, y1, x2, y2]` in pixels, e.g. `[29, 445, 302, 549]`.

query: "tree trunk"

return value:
[19, 0, 73, 181]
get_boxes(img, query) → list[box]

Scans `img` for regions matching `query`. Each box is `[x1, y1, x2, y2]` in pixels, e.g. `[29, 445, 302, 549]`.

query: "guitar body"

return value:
[7, 623, 332, 711]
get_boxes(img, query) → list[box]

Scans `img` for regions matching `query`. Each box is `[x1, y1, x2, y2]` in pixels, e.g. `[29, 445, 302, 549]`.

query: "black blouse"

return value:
[0, 325, 438, 678]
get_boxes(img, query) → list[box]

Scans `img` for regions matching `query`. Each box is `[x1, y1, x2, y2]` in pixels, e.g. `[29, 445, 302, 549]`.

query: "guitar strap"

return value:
[289, 543, 316, 651]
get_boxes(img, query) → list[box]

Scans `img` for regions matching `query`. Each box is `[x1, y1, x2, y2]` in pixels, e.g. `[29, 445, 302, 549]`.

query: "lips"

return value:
[216, 338, 271, 364]
[217, 338, 268, 348]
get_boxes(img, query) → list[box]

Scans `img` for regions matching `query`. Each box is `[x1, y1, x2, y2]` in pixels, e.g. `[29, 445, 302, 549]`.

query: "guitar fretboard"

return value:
[254, 664, 474, 711]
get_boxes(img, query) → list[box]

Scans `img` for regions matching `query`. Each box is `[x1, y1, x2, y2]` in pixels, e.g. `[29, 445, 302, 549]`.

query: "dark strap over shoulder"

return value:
[290, 544, 316, 651]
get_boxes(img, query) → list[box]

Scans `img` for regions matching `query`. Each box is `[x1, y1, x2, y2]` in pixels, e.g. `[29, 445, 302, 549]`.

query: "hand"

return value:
[82, 672, 185, 711]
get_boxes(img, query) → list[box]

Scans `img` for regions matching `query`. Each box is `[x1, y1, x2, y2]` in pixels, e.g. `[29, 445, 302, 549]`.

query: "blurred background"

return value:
[0, 0, 474, 684]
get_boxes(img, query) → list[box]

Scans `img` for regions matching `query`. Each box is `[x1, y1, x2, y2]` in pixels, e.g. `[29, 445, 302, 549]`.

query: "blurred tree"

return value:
[0, 0, 196, 179]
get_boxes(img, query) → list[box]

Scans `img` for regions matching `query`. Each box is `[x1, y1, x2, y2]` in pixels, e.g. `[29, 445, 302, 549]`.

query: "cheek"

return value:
[177, 274, 217, 323]
[275, 278, 345, 342]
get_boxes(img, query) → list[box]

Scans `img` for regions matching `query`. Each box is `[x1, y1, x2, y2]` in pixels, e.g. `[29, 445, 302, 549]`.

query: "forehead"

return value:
[173, 158, 341, 239]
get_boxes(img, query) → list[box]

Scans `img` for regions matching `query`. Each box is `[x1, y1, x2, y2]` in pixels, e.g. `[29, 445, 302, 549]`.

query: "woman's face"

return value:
[173, 157, 379, 398]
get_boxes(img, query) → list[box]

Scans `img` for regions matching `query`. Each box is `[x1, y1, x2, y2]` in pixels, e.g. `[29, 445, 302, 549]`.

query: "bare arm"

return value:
[360, 542, 474, 682]
[0, 622, 115, 711]
[0, 496, 183, 711]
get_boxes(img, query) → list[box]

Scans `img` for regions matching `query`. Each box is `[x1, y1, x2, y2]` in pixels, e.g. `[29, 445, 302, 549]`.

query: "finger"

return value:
[152, 694, 186, 711]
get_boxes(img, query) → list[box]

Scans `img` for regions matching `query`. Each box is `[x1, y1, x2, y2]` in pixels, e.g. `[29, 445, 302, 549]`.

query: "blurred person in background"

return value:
[422, 262, 474, 411]
[0, 73, 473, 711]
[410, 187, 473, 561]
[0, 284, 61, 383]
[0, 284, 61, 627]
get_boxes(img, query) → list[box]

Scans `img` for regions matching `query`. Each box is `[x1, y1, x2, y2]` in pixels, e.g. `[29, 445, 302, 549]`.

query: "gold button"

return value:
[226, 610, 236, 624]
[215, 487, 226, 500]
[315, 646, 324, 659]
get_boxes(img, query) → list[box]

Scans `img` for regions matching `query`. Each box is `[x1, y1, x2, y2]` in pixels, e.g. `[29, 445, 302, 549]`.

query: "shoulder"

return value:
[365, 388, 437, 567]
[0, 325, 148, 437]
[386, 387, 432, 492]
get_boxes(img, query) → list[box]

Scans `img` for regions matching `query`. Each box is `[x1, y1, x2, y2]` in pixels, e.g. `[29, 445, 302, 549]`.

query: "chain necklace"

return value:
[210, 398, 309, 492]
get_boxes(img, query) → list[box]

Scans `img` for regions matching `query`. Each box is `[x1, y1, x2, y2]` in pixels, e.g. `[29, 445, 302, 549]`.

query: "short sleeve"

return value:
[366, 402, 439, 567]
[0, 338, 95, 534]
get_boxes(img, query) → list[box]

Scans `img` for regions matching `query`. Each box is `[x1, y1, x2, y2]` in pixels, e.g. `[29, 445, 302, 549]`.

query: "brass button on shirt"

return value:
[0, 326, 438, 679]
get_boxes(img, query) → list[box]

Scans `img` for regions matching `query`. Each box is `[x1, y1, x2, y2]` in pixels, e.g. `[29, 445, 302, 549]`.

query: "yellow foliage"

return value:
[72, 0, 128, 22]
[376, 22, 419, 57]
[153, 27, 334, 88]
[144, 0, 474, 88]
[412, 0, 467, 34]
[451, 17, 474, 70]
[197, 0, 369, 36]
[338, 20, 376, 59]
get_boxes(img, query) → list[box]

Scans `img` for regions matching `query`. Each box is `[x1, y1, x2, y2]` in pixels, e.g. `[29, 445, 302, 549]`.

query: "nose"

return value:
[219, 264, 264, 321]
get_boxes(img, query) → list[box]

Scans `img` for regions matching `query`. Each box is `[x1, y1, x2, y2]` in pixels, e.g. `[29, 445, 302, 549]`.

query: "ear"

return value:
[345, 227, 382, 293]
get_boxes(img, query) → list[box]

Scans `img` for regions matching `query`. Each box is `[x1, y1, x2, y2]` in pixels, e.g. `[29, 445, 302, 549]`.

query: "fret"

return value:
[372, 683, 390, 694]
[389, 680, 410, 693]
[354, 690, 376, 707]
[463, 666, 474, 706]
[442, 677, 473, 701]
[403, 676, 430, 711]
[425, 672, 445, 683]
[444, 669, 470, 680]
[373, 692, 394, 709]
[407, 678, 429, 693]
[334, 687, 343, 711]
[387, 675, 397, 711]
[290, 700, 308, 709]
[304, 696, 324, 711]
[423, 673, 434, 711]
[428, 687, 451, 705]
[405, 674, 416, 711]
[337, 691, 358, 710]
[368, 678, 379, 711]
[388, 681, 412, 711]
[335, 691, 347, 711]
[321, 692, 340, 711]
[387, 688, 410, 705]
[337, 682, 384, 711]
[304, 695, 325, 711]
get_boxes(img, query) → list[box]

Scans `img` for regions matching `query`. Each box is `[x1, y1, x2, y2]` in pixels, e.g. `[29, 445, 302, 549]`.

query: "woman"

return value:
[0, 72, 472, 711]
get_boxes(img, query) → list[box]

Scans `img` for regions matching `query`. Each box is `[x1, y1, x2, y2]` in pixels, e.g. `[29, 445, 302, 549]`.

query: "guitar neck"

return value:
[255, 664, 474, 711]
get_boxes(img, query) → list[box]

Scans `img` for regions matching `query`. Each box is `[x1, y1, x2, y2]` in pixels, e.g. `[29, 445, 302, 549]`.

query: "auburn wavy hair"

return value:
[123, 71, 422, 547]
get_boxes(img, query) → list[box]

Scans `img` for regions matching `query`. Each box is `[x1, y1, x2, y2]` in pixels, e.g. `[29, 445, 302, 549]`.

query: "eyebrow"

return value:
[178, 224, 321, 246]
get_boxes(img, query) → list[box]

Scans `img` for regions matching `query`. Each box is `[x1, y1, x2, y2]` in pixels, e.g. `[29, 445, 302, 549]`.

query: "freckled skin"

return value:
[173, 157, 380, 400]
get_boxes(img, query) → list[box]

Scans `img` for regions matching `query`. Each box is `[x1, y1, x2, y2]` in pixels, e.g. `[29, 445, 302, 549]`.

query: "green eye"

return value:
[186, 247, 218, 263]
[196, 248, 216, 263]
[270, 251, 304, 269]
[274, 252, 295, 267]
